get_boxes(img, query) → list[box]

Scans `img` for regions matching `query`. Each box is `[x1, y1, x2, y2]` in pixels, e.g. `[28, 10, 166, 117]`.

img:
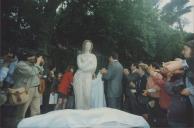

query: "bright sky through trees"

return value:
[159, 0, 194, 33]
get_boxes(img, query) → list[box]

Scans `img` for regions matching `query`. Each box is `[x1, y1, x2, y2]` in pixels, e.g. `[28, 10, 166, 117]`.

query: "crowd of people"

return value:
[0, 39, 194, 128]
[121, 40, 194, 127]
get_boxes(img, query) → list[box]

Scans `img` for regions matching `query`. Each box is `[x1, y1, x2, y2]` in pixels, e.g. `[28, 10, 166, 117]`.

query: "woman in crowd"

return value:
[146, 64, 172, 126]
[144, 64, 161, 103]
[143, 64, 162, 125]
[55, 65, 74, 110]
[135, 63, 149, 120]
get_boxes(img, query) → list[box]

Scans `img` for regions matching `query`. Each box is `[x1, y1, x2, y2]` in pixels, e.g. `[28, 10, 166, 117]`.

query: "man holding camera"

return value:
[13, 50, 44, 125]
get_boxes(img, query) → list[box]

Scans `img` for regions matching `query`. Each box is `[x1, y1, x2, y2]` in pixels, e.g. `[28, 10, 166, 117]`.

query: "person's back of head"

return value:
[108, 52, 119, 64]
[110, 52, 119, 60]
[66, 64, 74, 73]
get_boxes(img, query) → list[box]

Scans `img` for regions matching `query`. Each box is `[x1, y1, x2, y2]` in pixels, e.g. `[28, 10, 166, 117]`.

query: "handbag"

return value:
[49, 93, 58, 104]
[8, 87, 29, 105]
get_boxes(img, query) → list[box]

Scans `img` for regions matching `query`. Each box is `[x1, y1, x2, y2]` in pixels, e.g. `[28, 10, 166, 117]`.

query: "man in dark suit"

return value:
[123, 64, 139, 114]
[101, 52, 123, 110]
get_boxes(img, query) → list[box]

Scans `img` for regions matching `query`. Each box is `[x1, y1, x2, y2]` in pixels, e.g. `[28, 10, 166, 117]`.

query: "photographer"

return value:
[13, 49, 44, 125]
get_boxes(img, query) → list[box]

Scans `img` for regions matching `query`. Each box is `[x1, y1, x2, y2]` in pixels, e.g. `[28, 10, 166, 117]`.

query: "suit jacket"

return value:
[13, 61, 44, 88]
[136, 74, 148, 95]
[103, 61, 123, 98]
[123, 73, 139, 97]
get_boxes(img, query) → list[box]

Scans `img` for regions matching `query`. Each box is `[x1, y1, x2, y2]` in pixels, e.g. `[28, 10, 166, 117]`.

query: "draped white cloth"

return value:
[18, 108, 150, 128]
[73, 53, 97, 109]
[91, 73, 106, 108]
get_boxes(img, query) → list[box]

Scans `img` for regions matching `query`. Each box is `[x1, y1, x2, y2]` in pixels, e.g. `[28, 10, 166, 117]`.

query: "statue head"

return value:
[82, 40, 93, 53]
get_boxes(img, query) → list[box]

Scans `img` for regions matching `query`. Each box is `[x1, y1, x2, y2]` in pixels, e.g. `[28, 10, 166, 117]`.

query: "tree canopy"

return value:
[1, 0, 194, 68]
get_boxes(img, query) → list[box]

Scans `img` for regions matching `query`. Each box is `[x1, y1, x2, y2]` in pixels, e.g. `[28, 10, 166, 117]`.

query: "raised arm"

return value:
[15, 61, 43, 77]
[77, 55, 88, 70]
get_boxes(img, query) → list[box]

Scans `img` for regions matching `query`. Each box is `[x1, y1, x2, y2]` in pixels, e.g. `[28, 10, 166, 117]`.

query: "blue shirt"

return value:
[5, 58, 18, 84]
[0, 67, 9, 82]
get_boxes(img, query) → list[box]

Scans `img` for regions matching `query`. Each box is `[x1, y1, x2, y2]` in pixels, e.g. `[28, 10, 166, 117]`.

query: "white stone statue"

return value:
[73, 40, 97, 109]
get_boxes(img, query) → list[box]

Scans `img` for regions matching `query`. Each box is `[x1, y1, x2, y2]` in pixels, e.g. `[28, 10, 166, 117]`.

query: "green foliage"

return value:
[2, 0, 193, 67]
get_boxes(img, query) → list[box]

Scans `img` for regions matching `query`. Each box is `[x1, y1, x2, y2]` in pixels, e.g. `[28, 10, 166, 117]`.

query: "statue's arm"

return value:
[77, 55, 87, 70]
[77, 55, 97, 72]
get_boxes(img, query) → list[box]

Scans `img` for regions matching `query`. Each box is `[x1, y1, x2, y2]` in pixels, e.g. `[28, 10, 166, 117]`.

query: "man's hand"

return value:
[142, 90, 148, 96]
[180, 88, 191, 96]
[100, 68, 108, 75]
